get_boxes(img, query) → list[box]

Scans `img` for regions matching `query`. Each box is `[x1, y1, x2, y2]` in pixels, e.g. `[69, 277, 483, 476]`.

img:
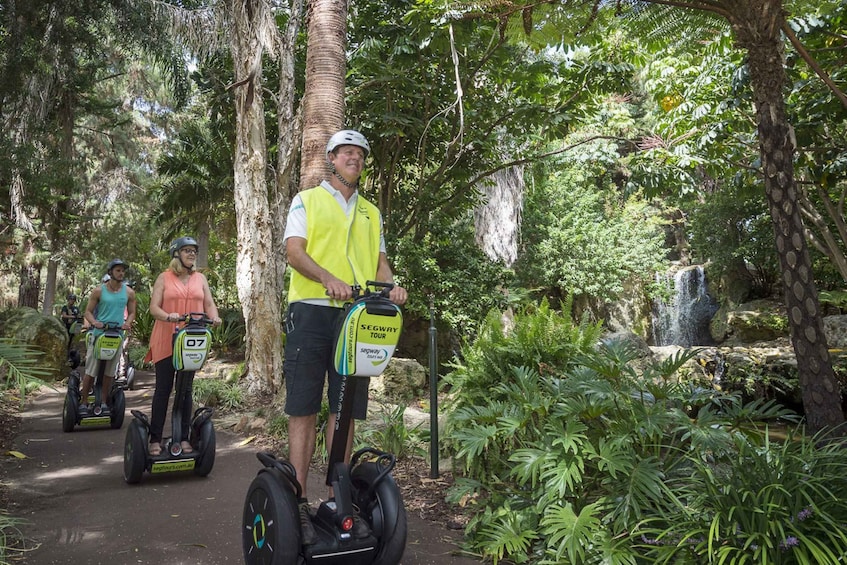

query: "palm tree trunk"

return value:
[298, 0, 348, 190]
[732, 0, 844, 434]
[230, 0, 283, 394]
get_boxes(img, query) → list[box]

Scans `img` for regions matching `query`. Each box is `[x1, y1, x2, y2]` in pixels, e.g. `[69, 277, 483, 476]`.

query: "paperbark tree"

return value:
[229, 0, 284, 393]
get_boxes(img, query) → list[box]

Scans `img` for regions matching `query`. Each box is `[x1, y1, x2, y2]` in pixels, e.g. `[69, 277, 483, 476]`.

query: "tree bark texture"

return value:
[18, 238, 40, 309]
[230, 0, 283, 394]
[274, 0, 304, 284]
[730, 0, 844, 434]
[298, 0, 348, 190]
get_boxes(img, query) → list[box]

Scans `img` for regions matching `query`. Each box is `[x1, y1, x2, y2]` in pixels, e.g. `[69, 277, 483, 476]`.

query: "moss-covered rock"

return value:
[0, 307, 68, 381]
[724, 299, 789, 344]
[371, 357, 427, 402]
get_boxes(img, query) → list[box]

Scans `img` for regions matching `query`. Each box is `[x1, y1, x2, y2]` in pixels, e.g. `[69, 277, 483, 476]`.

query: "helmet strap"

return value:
[332, 168, 359, 189]
[177, 257, 195, 272]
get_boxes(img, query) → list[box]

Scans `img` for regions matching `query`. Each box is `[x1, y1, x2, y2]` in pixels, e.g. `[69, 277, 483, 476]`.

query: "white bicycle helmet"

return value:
[326, 130, 370, 158]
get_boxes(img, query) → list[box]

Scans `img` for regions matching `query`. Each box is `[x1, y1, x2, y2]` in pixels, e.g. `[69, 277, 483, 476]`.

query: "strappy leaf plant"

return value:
[442, 303, 846, 564]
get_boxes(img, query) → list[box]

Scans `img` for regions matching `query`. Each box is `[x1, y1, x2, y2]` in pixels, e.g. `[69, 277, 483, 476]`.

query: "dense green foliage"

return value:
[443, 304, 847, 563]
[518, 166, 666, 302]
[0, 339, 51, 406]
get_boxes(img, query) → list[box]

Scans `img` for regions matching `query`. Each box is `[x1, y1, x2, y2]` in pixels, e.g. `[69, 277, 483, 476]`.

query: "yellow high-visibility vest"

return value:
[288, 186, 381, 303]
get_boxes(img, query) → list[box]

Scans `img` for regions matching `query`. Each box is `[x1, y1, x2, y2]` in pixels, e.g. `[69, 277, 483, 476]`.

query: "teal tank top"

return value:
[96, 283, 127, 330]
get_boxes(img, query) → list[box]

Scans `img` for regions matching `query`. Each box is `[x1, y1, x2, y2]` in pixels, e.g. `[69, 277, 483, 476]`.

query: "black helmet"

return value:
[169, 236, 199, 258]
[67, 293, 77, 300]
[107, 258, 128, 274]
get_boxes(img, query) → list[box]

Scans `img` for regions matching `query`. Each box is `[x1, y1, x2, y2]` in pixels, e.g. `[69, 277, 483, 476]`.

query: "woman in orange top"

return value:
[146, 236, 221, 456]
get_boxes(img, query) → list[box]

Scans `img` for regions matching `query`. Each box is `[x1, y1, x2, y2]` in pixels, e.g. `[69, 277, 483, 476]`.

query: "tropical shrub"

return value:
[0, 339, 50, 406]
[442, 303, 847, 564]
[192, 377, 243, 411]
[357, 401, 427, 460]
[131, 292, 155, 345]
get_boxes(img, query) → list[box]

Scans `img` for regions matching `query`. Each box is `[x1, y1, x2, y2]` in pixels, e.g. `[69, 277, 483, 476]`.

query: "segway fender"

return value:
[352, 461, 407, 565]
[111, 388, 126, 429]
[124, 419, 148, 484]
[130, 409, 151, 431]
[193, 419, 216, 477]
[62, 392, 78, 433]
[125, 366, 136, 390]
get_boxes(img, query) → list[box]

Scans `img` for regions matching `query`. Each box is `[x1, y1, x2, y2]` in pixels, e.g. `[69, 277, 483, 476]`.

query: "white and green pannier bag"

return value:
[93, 328, 123, 361]
[333, 287, 403, 377]
[172, 322, 212, 372]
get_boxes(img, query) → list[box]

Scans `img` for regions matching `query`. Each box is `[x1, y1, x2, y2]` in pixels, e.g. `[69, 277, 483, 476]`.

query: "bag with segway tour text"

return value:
[333, 293, 403, 377]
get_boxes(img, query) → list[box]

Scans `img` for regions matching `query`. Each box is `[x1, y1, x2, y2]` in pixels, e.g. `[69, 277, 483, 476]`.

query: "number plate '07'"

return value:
[174, 329, 211, 371]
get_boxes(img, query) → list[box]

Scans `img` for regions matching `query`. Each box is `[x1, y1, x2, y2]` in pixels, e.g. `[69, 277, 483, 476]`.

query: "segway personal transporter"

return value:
[62, 322, 127, 432]
[242, 281, 407, 565]
[123, 313, 216, 484]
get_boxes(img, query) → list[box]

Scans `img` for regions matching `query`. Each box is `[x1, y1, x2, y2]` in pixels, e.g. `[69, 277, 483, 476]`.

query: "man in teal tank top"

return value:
[81, 258, 137, 415]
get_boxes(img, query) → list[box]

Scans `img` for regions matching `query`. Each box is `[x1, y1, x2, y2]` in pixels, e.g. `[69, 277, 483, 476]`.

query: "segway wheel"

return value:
[67, 371, 81, 394]
[242, 470, 301, 565]
[111, 388, 126, 429]
[126, 365, 136, 390]
[124, 419, 147, 484]
[352, 462, 407, 565]
[193, 420, 216, 477]
[62, 392, 77, 433]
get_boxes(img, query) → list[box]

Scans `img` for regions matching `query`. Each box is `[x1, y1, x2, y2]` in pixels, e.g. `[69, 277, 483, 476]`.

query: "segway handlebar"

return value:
[94, 321, 123, 331]
[174, 312, 215, 327]
[352, 280, 394, 300]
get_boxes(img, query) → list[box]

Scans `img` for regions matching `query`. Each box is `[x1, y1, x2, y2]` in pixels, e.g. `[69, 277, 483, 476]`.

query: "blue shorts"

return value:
[283, 302, 369, 419]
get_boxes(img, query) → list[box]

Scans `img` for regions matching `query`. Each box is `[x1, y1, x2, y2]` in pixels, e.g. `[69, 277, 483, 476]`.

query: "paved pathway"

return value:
[1, 370, 478, 565]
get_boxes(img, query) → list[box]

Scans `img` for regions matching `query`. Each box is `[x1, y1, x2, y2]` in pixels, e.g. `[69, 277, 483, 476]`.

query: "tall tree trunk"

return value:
[274, 0, 305, 284]
[43, 260, 58, 316]
[731, 0, 844, 434]
[230, 0, 283, 394]
[196, 218, 211, 270]
[298, 0, 348, 190]
[18, 239, 41, 308]
[44, 87, 76, 316]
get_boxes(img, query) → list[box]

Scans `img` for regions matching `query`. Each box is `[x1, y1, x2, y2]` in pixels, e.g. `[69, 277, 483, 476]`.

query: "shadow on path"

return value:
[1, 370, 480, 565]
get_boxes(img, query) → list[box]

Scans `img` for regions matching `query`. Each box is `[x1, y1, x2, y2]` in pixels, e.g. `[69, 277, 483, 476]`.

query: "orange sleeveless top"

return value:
[145, 270, 207, 364]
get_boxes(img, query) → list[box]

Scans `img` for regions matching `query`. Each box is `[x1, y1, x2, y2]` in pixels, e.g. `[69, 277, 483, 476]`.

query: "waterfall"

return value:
[651, 265, 718, 347]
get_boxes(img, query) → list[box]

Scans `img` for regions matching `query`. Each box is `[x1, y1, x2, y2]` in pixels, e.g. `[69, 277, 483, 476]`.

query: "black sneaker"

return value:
[78, 403, 89, 416]
[299, 501, 317, 545]
[351, 512, 370, 539]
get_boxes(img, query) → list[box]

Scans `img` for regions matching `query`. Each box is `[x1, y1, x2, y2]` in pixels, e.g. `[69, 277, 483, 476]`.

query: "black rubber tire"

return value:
[126, 366, 136, 390]
[123, 419, 147, 484]
[242, 469, 301, 565]
[62, 392, 77, 433]
[67, 371, 80, 394]
[193, 420, 216, 477]
[111, 388, 126, 429]
[352, 462, 407, 565]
